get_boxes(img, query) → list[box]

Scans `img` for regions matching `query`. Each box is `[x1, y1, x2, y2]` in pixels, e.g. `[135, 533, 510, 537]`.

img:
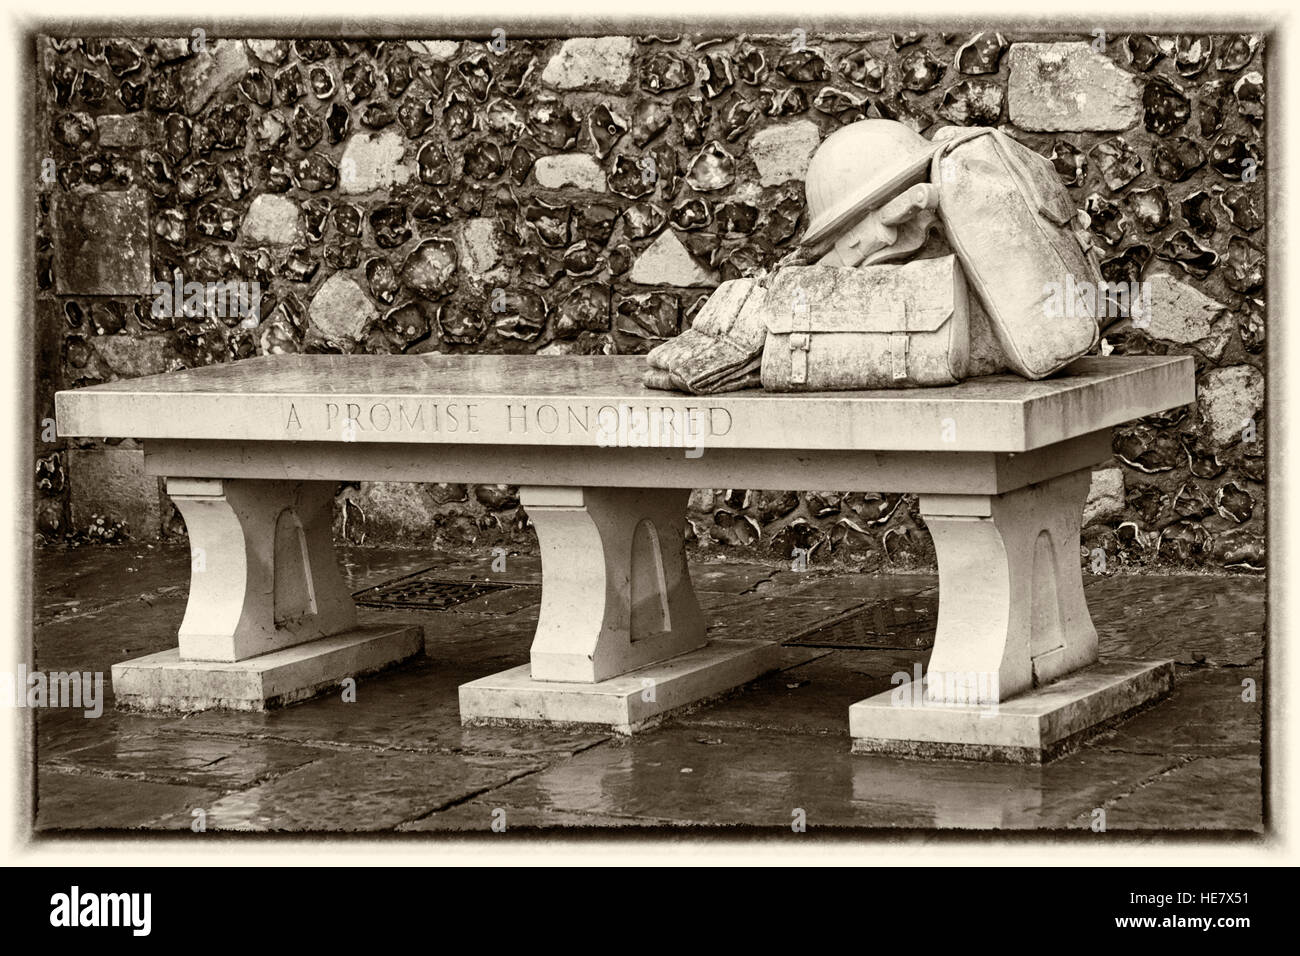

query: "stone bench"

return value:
[56, 352, 1193, 761]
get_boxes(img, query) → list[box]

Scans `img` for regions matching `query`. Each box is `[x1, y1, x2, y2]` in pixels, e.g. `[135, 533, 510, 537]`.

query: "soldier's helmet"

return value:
[801, 119, 943, 248]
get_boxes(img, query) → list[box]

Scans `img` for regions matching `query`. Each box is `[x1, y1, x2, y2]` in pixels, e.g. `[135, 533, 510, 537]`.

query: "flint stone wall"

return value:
[34, 31, 1265, 572]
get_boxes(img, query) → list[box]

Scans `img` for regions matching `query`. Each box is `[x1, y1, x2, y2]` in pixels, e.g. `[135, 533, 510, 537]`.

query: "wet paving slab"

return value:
[31, 543, 476, 626]
[37, 767, 219, 831]
[1085, 574, 1264, 666]
[1092, 664, 1262, 758]
[30, 543, 191, 627]
[707, 593, 915, 643]
[407, 552, 544, 586]
[158, 750, 552, 832]
[38, 703, 186, 762]
[682, 560, 783, 594]
[677, 648, 928, 736]
[405, 724, 1183, 831]
[32, 591, 187, 675]
[398, 801, 679, 831]
[28, 546, 1266, 833]
[403, 611, 539, 663]
[1098, 755, 1263, 832]
[154, 659, 609, 759]
[46, 733, 325, 790]
[764, 570, 935, 602]
[437, 585, 542, 616]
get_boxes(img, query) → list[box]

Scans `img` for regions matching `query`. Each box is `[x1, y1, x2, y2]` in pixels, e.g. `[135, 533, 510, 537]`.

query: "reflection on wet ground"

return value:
[31, 544, 1262, 832]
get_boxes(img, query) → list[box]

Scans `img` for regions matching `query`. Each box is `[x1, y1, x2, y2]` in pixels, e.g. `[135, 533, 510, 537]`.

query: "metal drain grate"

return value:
[353, 568, 515, 610]
[783, 593, 938, 650]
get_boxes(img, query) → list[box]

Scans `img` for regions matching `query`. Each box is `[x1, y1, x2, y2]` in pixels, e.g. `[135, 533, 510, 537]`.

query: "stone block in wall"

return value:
[339, 128, 415, 195]
[455, 219, 504, 280]
[52, 188, 152, 295]
[95, 113, 161, 149]
[336, 481, 528, 547]
[1141, 272, 1232, 360]
[1198, 365, 1264, 450]
[1008, 42, 1141, 131]
[68, 446, 163, 539]
[347, 481, 447, 541]
[90, 333, 183, 379]
[541, 37, 636, 93]
[309, 272, 379, 345]
[533, 153, 606, 191]
[748, 120, 822, 187]
[1083, 467, 1125, 526]
[628, 230, 717, 287]
[241, 195, 302, 245]
[178, 40, 250, 113]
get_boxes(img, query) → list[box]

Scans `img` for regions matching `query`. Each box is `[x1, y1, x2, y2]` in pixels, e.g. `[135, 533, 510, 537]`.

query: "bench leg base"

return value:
[111, 624, 424, 713]
[848, 659, 1173, 764]
[459, 638, 787, 735]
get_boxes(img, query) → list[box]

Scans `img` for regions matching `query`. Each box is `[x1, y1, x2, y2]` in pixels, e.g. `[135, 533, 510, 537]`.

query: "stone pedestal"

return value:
[111, 477, 423, 712]
[461, 638, 784, 735]
[850, 660, 1174, 763]
[848, 469, 1173, 762]
[113, 625, 424, 712]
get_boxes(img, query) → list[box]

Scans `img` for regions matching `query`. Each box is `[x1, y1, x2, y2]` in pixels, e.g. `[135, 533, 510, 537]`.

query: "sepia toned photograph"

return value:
[14, 9, 1276, 857]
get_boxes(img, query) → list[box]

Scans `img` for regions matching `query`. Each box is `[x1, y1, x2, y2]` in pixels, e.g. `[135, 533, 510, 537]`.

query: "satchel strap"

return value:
[889, 333, 908, 381]
[789, 288, 812, 385]
[889, 296, 913, 381]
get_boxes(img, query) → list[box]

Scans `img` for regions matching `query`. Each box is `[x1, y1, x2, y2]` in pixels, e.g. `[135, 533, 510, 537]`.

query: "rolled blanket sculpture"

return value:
[643, 277, 768, 394]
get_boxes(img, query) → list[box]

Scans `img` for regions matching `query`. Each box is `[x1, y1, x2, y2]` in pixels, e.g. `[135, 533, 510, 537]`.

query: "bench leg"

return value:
[849, 467, 1173, 762]
[170, 478, 357, 662]
[458, 485, 790, 734]
[919, 468, 1099, 704]
[524, 486, 705, 683]
[111, 477, 422, 711]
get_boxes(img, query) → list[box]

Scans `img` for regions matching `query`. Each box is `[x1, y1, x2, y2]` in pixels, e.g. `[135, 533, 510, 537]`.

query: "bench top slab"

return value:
[55, 353, 1193, 453]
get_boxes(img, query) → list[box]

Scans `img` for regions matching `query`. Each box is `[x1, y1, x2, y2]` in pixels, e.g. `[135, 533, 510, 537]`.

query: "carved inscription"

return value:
[282, 400, 735, 445]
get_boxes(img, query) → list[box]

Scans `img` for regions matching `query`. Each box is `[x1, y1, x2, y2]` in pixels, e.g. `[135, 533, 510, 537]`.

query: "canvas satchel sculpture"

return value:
[760, 256, 970, 391]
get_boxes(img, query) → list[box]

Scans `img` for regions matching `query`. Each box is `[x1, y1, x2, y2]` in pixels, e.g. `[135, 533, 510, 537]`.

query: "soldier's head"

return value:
[801, 119, 943, 265]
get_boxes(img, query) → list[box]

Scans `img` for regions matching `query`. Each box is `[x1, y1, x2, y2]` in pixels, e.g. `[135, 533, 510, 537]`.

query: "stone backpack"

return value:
[760, 256, 970, 391]
[930, 127, 1103, 379]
